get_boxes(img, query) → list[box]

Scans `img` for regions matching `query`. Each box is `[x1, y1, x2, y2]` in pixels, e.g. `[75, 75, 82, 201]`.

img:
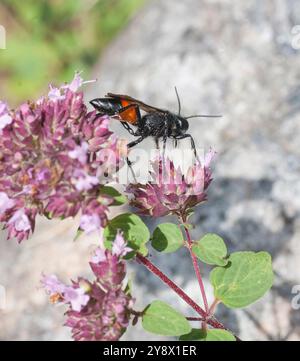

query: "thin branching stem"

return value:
[136, 253, 241, 340]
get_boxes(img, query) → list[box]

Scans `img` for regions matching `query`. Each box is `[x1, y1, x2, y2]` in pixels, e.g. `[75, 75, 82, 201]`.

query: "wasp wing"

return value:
[106, 93, 167, 114]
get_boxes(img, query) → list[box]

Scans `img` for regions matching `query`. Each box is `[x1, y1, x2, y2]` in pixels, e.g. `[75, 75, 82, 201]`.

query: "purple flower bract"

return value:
[0, 73, 126, 241]
[126, 152, 215, 218]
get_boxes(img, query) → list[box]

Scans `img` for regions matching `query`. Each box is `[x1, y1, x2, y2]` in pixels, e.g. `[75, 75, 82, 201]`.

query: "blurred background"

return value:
[1, 0, 300, 340]
[0, 0, 144, 105]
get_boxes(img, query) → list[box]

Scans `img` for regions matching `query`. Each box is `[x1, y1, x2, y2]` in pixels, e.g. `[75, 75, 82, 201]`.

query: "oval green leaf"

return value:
[100, 185, 127, 206]
[192, 233, 228, 266]
[205, 329, 236, 341]
[179, 329, 206, 340]
[210, 251, 273, 308]
[104, 213, 150, 255]
[142, 300, 191, 336]
[180, 328, 235, 341]
[152, 223, 184, 253]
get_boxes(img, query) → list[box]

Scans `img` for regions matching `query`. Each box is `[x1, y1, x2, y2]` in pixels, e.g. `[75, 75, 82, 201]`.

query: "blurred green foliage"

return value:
[0, 0, 144, 105]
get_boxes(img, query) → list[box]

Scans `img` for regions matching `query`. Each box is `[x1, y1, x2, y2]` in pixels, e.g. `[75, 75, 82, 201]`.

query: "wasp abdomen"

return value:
[90, 98, 123, 115]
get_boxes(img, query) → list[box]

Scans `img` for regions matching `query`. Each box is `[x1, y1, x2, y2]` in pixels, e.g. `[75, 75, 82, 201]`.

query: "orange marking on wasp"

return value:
[120, 99, 138, 125]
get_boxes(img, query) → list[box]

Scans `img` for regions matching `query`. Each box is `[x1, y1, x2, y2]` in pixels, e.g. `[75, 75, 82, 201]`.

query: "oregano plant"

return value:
[0, 73, 273, 341]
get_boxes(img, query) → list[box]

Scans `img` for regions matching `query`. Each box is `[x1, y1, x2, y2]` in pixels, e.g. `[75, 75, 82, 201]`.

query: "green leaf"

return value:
[73, 228, 84, 242]
[180, 222, 194, 230]
[124, 279, 133, 296]
[179, 329, 206, 340]
[44, 211, 53, 220]
[100, 185, 127, 206]
[104, 213, 150, 256]
[192, 233, 228, 266]
[180, 328, 235, 341]
[142, 300, 191, 336]
[204, 329, 236, 341]
[151, 223, 184, 253]
[210, 251, 273, 308]
[137, 243, 149, 257]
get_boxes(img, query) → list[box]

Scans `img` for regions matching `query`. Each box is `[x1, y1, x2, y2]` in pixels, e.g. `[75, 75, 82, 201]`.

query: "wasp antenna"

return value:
[174, 86, 181, 115]
[185, 114, 222, 119]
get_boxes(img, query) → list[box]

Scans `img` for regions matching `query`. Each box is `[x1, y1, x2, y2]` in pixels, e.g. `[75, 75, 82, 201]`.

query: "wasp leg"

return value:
[126, 157, 133, 166]
[121, 121, 135, 135]
[126, 136, 147, 183]
[127, 136, 146, 148]
[172, 133, 199, 162]
[126, 157, 137, 183]
[126, 136, 147, 165]
[162, 119, 169, 160]
[109, 103, 142, 136]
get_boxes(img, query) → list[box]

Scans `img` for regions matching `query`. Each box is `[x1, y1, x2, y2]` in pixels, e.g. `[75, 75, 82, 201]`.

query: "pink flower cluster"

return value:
[127, 151, 215, 218]
[42, 233, 133, 341]
[0, 73, 126, 241]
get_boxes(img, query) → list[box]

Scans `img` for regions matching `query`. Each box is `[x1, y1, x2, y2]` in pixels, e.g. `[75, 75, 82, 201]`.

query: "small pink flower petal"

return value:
[8, 209, 31, 232]
[80, 214, 101, 234]
[0, 192, 15, 214]
[41, 274, 66, 295]
[91, 247, 107, 264]
[112, 231, 131, 257]
[48, 85, 65, 101]
[0, 113, 12, 130]
[64, 287, 89, 312]
[68, 142, 89, 164]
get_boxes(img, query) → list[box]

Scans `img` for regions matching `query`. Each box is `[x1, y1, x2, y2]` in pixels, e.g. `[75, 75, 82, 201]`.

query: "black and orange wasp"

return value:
[90, 89, 221, 160]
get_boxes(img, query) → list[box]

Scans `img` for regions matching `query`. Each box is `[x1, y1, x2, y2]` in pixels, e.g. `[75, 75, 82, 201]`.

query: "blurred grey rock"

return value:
[86, 0, 300, 341]
[1, 0, 300, 340]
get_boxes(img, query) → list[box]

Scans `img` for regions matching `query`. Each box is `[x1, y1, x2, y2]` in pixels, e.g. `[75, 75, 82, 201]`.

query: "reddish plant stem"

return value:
[136, 253, 237, 335]
[183, 225, 209, 314]
[186, 317, 205, 321]
[209, 298, 220, 316]
[136, 253, 206, 318]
